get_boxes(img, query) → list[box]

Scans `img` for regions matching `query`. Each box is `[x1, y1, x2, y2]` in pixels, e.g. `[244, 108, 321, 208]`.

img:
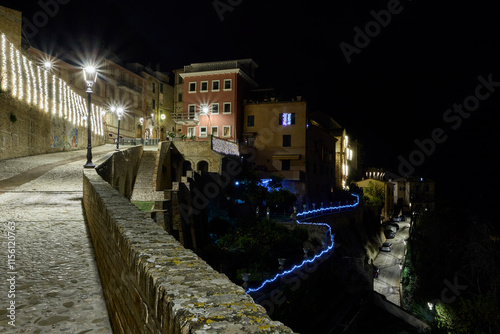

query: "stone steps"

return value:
[130, 150, 158, 202]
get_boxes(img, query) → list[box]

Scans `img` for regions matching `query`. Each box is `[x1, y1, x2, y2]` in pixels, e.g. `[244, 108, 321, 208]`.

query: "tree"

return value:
[363, 181, 384, 208]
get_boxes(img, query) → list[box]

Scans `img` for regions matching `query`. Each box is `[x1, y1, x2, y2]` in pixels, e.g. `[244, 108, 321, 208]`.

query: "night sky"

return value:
[2, 0, 500, 223]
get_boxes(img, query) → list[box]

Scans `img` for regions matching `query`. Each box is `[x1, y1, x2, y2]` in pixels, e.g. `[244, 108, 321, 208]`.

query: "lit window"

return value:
[279, 113, 295, 126]
[187, 127, 195, 137]
[211, 126, 218, 137]
[211, 103, 219, 114]
[223, 126, 231, 138]
[199, 126, 207, 137]
[223, 79, 232, 90]
[212, 80, 220, 91]
[201, 81, 208, 92]
[189, 82, 196, 93]
[223, 102, 231, 114]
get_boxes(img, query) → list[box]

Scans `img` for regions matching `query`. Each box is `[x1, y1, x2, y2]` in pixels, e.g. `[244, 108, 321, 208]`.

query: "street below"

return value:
[373, 220, 410, 306]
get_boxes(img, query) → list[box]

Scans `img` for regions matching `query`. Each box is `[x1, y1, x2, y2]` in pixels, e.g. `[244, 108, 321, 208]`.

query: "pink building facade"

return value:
[175, 60, 258, 142]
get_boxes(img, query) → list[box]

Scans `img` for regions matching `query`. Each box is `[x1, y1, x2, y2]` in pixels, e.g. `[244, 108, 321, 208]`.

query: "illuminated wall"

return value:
[0, 33, 105, 159]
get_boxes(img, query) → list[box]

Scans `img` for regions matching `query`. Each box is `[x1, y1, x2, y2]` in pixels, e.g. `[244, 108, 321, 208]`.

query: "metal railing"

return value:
[113, 138, 161, 146]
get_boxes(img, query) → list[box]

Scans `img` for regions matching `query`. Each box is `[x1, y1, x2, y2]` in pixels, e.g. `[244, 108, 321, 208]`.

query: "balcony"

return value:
[172, 112, 199, 125]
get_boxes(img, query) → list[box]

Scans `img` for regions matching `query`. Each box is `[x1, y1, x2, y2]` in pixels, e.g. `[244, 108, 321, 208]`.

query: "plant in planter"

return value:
[190, 135, 196, 141]
[180, 134, 187, 141]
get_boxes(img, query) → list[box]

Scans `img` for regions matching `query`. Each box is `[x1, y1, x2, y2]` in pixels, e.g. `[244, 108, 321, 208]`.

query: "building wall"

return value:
[181, 72, 240, 141]
[0, 33, 105, 160]
[306, 122, 337, 206]
[0, 6, 21, 49]
[243, 101, 307, 173]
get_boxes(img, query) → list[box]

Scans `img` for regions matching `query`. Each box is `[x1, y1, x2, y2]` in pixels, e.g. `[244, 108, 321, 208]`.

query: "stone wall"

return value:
[82, 153, 294, 333]
[0, 6, 22, 49]
[0, 92, 105, 160]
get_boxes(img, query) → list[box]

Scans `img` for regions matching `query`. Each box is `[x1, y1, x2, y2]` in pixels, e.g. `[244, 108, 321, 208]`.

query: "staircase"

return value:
[130, 150, 159, 202]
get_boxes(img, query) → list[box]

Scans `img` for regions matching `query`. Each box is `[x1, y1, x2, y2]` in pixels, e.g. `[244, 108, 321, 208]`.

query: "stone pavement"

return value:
[0, 145, 118, 333]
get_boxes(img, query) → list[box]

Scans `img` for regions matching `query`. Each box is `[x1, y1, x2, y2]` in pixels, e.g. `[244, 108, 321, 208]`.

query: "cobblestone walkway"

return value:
[0, 145, 116, 333]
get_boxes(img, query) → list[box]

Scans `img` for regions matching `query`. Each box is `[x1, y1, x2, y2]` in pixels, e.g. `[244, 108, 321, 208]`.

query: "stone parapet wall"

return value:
[83, 164, 295, 333]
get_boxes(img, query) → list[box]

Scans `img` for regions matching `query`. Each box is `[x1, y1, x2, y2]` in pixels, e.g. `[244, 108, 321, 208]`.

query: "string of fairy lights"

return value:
[0, 33, 103, 136]
[246, 194, 360, 294]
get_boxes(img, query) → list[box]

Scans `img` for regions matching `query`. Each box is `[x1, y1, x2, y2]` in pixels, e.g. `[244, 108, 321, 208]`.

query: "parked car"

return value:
[380, 242, 392, 252]
[374, 266, 380, 278]
[384, 230, 396, 239]
[392, 216, 402, 222]
[384, 222, 399, 231]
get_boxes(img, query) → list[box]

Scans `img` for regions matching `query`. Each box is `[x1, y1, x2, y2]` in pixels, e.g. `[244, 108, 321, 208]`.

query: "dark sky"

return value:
[3, 0, 500, 220]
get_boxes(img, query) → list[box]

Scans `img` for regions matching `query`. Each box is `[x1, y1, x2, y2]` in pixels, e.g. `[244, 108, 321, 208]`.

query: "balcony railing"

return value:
[172, 112, 199, 125]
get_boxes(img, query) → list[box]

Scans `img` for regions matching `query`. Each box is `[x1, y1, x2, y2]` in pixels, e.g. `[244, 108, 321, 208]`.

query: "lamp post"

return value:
[111, 106, 124, 151]
[139, 117, 144, 144]
[83, 65, 97, 168]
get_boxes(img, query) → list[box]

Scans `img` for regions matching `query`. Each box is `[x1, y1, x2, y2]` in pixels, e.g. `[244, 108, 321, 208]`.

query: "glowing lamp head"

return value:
[44, 61, 53, 71]
[201, 105, 209, 115]
[83, 65, 98, 93]
[116, 107, 124, 119]
[160, 114, 166, 120]
[140, 117, 144, 124]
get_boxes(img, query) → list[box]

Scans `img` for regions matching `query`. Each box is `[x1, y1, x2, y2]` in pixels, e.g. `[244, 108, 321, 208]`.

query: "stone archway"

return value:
[182, 161, 192, 176]
[197, 160, 209, 173]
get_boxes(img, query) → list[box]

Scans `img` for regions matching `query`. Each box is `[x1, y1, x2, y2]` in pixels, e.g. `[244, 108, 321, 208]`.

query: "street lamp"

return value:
[83, 65, 97, 168]
[111, 106, 125, 151]
[139, 117, 144, 144]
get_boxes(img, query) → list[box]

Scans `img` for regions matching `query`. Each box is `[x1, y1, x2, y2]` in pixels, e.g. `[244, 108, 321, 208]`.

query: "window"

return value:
[223, 102, 231, 114]
[152, 99, 156, 110]
[212, 80, 220, 91]
[178, 93, 183, 102]
[199, 126, 207, 137]
[247, 115, 255, 127]
[201, 81, 208, 92]
[223, 126, 231, 138]
[283, 134, 291, 147]
[160, 83, 164, 93]
[279, 113, 295, 126]
[211, 103, 219, 114]
[189, 82, 196, 93]
[211, 126, 218, 137]
[187, 127, 195, 137]
[152, 83, 156, 93]
[223, 79, 232, 90]
[188, 104, 196, 119]
[282, 160, 290, 171]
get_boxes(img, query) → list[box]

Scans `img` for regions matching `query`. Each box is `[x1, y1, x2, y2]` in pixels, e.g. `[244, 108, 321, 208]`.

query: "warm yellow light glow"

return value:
[0, 33, 103, 136]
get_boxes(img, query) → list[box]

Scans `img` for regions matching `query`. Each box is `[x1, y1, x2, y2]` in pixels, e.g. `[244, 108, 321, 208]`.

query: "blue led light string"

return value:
[246, 194, 360, 294]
